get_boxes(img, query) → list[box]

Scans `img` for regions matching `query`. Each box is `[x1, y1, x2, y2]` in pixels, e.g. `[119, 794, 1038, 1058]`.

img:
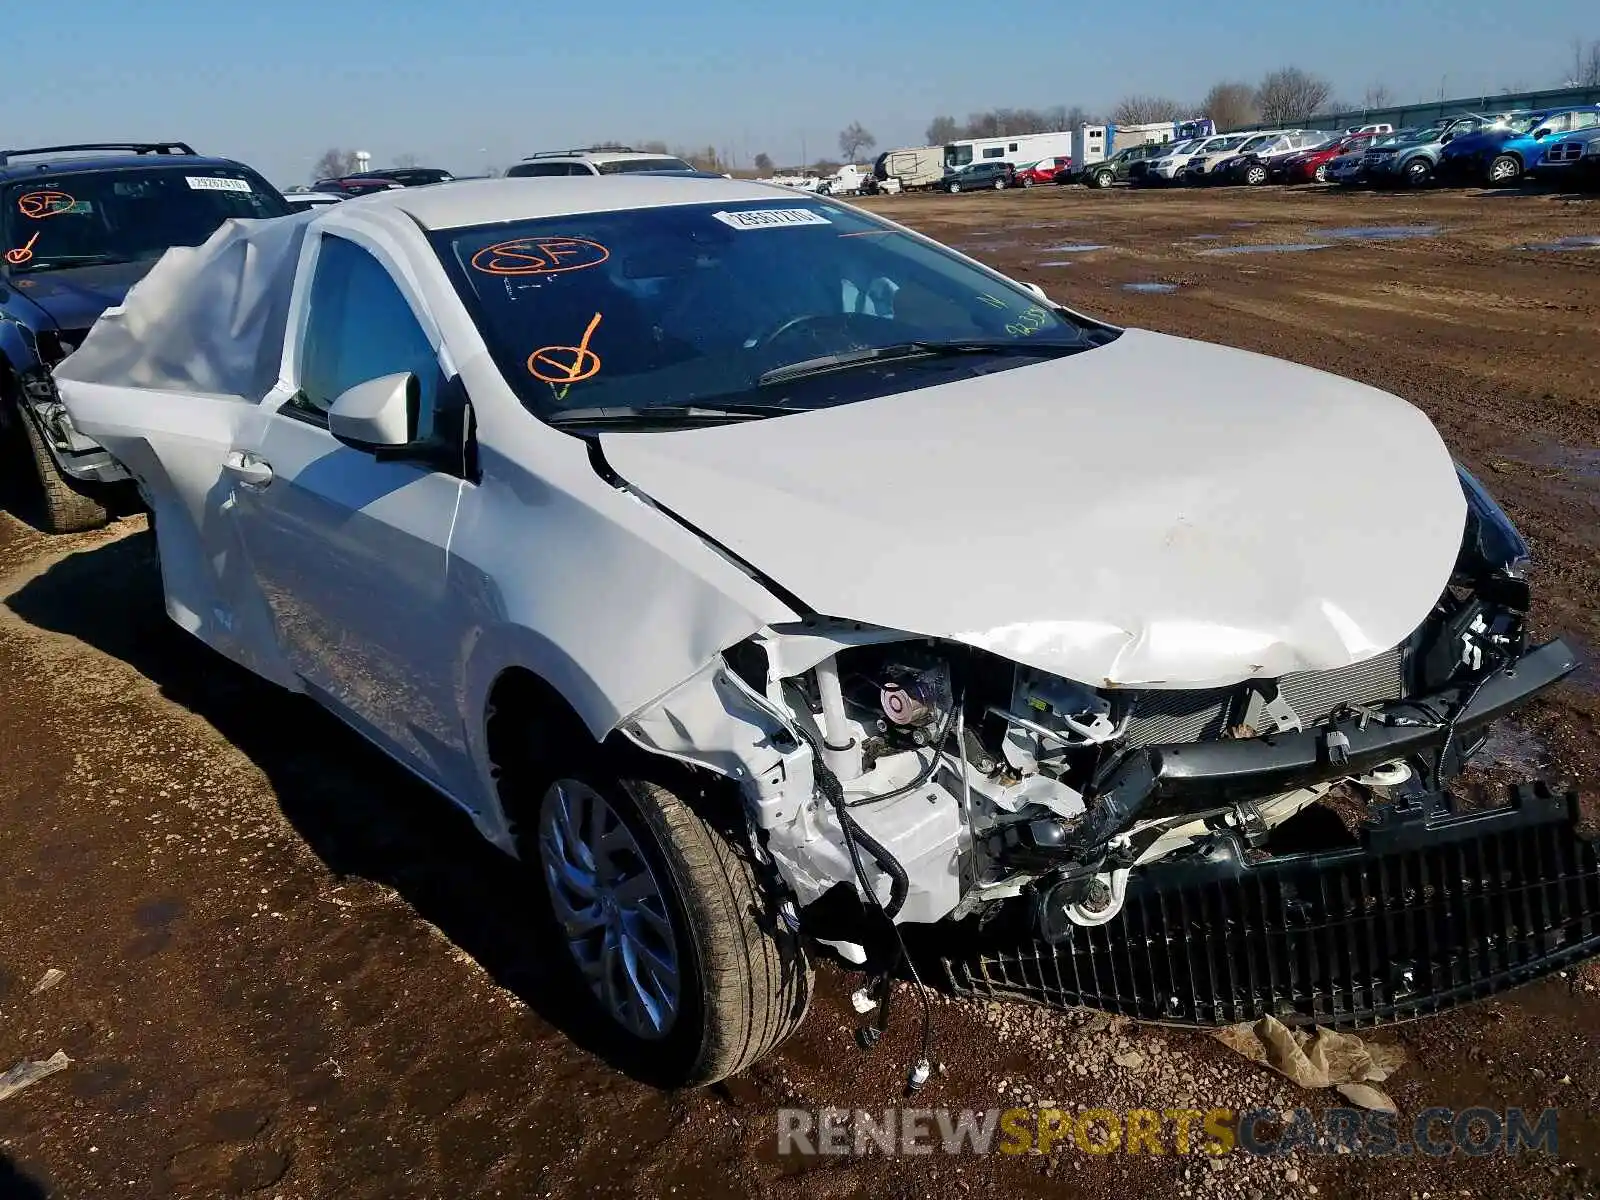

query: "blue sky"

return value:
[10, 0, 1595, 184]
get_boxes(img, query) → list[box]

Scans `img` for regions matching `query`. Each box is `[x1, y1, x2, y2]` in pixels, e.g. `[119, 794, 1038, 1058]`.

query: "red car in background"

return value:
[1276, 134, 1374, 183]
[313, 175, 404, 197]
[1017, 155, 1073, 186]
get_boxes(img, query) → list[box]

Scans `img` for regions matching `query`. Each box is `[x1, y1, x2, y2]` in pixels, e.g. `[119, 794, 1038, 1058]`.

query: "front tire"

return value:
[1245, 164, 1268, 186]
[1403, 157, 1432, 187]
[947, 182, 961, 194]
[1314, 163, 1329, 182]
[524, 762, 811, 1087]
[1093, 170, 1114, 189]
[12, 400, 109, 534]
[1488, 154, 1521, 184]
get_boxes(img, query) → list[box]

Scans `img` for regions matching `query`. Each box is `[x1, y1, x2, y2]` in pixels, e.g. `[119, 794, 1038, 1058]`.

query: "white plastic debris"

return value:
[30, 968, 65, 995]
[0, 1051, 72, 1102]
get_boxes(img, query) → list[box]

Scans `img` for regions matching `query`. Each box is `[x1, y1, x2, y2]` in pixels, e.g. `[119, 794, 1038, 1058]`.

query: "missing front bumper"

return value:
[944, 782, 1600, 1027]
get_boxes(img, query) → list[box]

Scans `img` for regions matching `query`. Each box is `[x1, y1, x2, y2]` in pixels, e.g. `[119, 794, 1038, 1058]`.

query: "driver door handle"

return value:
[224, 450, 274, 489]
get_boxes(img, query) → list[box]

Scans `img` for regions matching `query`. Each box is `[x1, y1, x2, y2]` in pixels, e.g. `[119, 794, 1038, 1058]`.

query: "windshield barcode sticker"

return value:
[186, 176, 254, 193]
[711, 208, 831, 230]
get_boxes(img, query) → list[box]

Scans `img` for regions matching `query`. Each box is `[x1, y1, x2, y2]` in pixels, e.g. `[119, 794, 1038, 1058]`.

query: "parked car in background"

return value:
[53, 175, 1582, 1088]
[1324, 128, 1415, 187]
[1438, 107, 1600, 184]
[1017, 156, 1072, 186]
[1542, 127, 1600, 188]
[316, 176, 403, 197]
[1362, 115, 1493, 187]
[283, 189, 344, 211]
[1277, 133, 1373, 182]
[344, 167, 455, 188]
[944, 161, 1016, 191]
[1075, 141, 1168, 188]
[1345, 123, 1394, 136]
[1213, 132, 1333, 185]
[1183, 131, 1298, 183]
[507, 148, 699, 178]
[0, 141, 291, 531]
[1141, 136, 1227, 185]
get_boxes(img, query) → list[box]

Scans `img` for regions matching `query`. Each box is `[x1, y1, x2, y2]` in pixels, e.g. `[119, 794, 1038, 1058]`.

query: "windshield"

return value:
[598, 157, 696, 175]
[1496, 114, 1546, 135]
[1236, 135, 1272, 153]
[945, 144, 974, 167]
[2, 166, 288, 273]
[434, 199, 1109, 426]
[1205, 136, 1247, 154]
[1161, 140, 1196, 158]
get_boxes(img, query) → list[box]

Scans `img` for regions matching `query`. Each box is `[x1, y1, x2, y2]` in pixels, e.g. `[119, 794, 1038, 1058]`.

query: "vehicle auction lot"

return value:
[1, 184, 1597, 1199]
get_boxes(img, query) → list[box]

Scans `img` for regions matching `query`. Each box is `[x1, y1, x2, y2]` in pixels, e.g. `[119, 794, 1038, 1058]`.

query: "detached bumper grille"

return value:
[943, 786, 1600, 1027]
[1124, 648, 1405, 749]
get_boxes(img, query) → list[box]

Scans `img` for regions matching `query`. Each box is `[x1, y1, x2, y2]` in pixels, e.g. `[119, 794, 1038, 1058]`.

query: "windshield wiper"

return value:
[10, 252, 137, 272]
[546, 402, 798, 428]
[756, 338, 1085, 386]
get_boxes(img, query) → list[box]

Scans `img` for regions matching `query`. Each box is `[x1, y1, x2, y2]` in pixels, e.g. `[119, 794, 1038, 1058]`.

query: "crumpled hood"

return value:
[601, 329, 1467, 689]
[7, 261, 154, 333]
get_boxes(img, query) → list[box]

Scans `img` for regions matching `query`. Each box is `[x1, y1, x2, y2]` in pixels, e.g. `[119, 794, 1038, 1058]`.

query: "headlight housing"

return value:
[1456, 465, 1530, 580]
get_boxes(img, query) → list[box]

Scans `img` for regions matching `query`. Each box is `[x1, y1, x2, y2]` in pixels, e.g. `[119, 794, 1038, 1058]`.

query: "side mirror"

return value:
[328, 372, 419, 451]
[1021, 282, 1050, 303]
[1533, 128, 1551, 140]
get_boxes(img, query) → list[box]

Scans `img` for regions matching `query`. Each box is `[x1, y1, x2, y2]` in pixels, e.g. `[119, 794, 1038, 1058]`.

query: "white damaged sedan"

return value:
[56, 177, 1582, 1086]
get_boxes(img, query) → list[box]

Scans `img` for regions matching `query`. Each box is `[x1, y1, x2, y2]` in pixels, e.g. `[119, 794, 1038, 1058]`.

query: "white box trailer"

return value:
[942, 131, 1076, 171]
[1072, 121, 1184, 166]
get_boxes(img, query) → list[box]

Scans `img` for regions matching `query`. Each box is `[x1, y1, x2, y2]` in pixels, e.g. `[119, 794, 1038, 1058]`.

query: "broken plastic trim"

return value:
[1054, 637, 1576, 861]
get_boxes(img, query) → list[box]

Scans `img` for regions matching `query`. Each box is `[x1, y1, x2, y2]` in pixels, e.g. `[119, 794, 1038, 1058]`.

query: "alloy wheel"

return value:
[538, 778, 681, 1040]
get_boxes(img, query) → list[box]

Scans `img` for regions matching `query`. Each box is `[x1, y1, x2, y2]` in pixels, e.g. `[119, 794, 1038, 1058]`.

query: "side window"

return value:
[291, 235, 443, 440]
[1572, 111, 1598, 131]
[982, 147, 1004, 159]
[1542, 114, 1572, 135]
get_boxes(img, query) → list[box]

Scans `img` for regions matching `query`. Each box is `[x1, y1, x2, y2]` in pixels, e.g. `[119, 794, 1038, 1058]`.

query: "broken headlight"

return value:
[1456, 465, 1530, 581]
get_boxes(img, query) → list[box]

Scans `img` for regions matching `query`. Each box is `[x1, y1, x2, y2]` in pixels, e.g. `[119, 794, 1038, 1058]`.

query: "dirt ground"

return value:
[1, 183, 1597, 1199]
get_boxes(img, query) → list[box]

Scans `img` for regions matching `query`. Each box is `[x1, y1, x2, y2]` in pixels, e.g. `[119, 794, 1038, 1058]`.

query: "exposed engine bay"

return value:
[624, 470, 1579, 966]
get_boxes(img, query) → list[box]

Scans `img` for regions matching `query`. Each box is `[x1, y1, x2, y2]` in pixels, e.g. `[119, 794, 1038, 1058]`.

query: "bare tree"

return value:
[1110, 95, 1184, 125]
[838, 121, 876, 162]
[1572, 38, 1600, 86]
[925, 115, 960, 145]
[753, 152, 774, 172]
[1201, 81, 1258, 131]
[1255, 67, 1333, 125]
[1362, 83, 1393, 108]
[635, 140, 671, 154]
[393, 152, 421, 168]
[1063, 104, 1094, 130]
[311, 148, 359, 182]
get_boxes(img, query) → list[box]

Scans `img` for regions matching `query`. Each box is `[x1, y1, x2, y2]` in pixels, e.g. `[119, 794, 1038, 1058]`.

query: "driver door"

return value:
[226, 231, 479, 801]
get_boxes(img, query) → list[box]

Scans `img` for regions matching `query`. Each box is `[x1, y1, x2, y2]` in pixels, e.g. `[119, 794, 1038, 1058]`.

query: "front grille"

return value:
[1547, 143, 1584, 163]
[943, 786, 1600, 1027]
[1123, 648, 1405, 749]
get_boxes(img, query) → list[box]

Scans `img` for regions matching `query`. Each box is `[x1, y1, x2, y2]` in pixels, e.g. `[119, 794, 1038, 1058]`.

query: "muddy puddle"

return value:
[1314, 224, 1443, 241]
[1122, 281, 1180, 293]
[1041, 242, 1108, 252]
[1198, 242, 1334, 256]
[1520, 235, 1600, 252]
